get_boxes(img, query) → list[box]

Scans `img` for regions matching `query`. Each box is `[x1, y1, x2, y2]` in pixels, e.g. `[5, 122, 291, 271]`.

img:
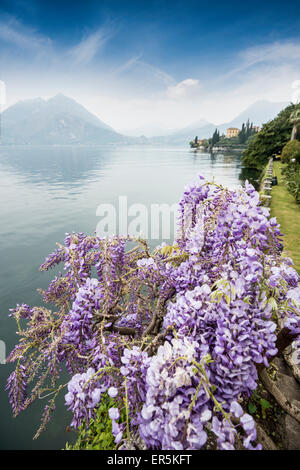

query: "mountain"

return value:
[216, 100, 289, 134]
[178, 118, 212, 132]
[169, 118, 215, 142]
[148, 120, 215, 145]
[144, 118, 215, 145]
[147, 100, 289, 145]
[118, 122, 179, 138]
[1, 95, 289, 146]
[1, 94, 125, 145]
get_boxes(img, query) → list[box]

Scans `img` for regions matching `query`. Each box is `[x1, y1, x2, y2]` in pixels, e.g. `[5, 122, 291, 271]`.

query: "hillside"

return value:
[1, 94, 125, 145]
[147, 100, 289, 146]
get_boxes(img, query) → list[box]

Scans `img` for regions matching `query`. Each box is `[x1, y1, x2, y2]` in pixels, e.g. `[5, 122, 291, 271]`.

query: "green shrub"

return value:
[282, 161, 300, 204]
[242, 104, 297, 169]
[281, 140, 300, 164]
[65, 393, 124, 450]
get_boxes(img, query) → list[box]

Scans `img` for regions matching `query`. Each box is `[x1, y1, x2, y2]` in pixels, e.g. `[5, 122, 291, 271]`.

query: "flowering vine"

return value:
[5, 175, 300, 450]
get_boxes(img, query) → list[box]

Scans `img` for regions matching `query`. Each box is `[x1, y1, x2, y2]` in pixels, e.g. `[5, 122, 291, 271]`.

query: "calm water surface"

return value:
[0, 145, 258, 449]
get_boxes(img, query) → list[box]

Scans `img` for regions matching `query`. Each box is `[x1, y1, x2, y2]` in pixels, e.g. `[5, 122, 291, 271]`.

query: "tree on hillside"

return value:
[246, 119, 250, 136]
[239, 120, 258, 145]
[211, 128, 220, 146]
[242, 104, 297, 169]
[239, 123, 246, 144]
[281, 140, 300, 204]
[281, 140, 300, 164]
[290, 108, 300, 140]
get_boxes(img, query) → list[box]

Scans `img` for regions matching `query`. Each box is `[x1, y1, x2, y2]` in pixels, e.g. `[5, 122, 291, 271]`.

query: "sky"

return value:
[0, 0, 300, 132]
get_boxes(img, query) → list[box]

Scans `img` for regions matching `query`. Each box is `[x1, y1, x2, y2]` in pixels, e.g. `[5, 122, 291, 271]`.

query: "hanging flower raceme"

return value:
[65, 367, 107, 428]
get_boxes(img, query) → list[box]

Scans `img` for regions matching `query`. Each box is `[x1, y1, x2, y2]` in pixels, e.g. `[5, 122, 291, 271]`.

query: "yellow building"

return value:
[226, 127, 240, 138]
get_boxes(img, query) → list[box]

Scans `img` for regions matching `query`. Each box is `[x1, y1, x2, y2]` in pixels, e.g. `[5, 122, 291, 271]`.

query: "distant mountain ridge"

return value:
[118, 122, 179, 138]
[218, 100, 289, 132]
[147, 100, 289, 145]
[0, 95, 289, 146]
[1, 94, 125, 145]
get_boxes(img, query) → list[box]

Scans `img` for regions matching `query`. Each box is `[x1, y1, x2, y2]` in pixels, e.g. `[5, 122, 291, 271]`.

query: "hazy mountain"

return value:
[118, 121, 179, 138]
[217, 100, 289, 134]
[1, 95, 289, 146]
[147, 100, 289, 145]
[148, 119, 215, 145]
[178, 118, 212, 132]
[1, 94, 125, 145]
[168, 118, 215, 142]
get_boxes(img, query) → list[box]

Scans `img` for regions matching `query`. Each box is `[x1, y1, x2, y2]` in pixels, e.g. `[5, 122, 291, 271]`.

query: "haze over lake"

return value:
[0, 145, 257, 449]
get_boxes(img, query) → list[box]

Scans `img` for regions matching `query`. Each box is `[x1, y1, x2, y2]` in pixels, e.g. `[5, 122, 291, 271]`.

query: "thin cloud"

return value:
[213, 41, 300, 85]
[68, 27, 115, 65]
[136, 60, 175, 87]
[113, 54, 143, 76]
[110, 57, 176, 93]
[241, 41, 300, 66]
[0, 16, 51, 52]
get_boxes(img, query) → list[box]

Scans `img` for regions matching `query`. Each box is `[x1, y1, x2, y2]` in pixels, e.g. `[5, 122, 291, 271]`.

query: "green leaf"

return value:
[250, 389, 259, 400]
[260, 398, 272, 410]
[260, 398, 272, 419]
[248, 402, 257, 414]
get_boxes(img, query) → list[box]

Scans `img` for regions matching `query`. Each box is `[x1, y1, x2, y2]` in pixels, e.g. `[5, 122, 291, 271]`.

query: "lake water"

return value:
[0, 145, 259, 449]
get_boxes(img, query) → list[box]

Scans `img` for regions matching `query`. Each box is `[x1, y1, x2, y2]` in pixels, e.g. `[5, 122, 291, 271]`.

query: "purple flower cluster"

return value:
[8, 303, 33, 319]
[62, 277, 103, 347]
[163, 279, 278, 402]
[138, 337, 211, 450]
[65, 367, 107, 428]
[6, 364, 28, 416]
[212, 401, 262, 450]
[120, 346, 152, 412]
[108, 407, 124, 444]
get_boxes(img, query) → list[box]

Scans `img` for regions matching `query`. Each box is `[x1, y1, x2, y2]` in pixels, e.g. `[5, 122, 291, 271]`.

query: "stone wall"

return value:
[260, 158, 274, 208]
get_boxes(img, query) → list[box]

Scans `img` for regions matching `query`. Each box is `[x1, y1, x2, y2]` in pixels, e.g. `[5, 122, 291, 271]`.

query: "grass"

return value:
[270, 161, 300, 274]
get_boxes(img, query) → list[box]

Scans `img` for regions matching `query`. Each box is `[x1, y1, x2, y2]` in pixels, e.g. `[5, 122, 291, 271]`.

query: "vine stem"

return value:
[38, 382, 68, 400]
[124, 378, 130, 441]
[82, 365, 119, 391]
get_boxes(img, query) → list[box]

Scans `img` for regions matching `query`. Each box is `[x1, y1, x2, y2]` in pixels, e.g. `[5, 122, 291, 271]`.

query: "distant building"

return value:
[226, 127, 240, 138]
[253, 125, 260, 132]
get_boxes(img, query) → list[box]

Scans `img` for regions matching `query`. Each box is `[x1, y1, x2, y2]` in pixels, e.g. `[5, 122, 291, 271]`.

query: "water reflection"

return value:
[238, 166, 262, 191]
[0, 145, 257, 190]
[0, 145, 113, 187]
